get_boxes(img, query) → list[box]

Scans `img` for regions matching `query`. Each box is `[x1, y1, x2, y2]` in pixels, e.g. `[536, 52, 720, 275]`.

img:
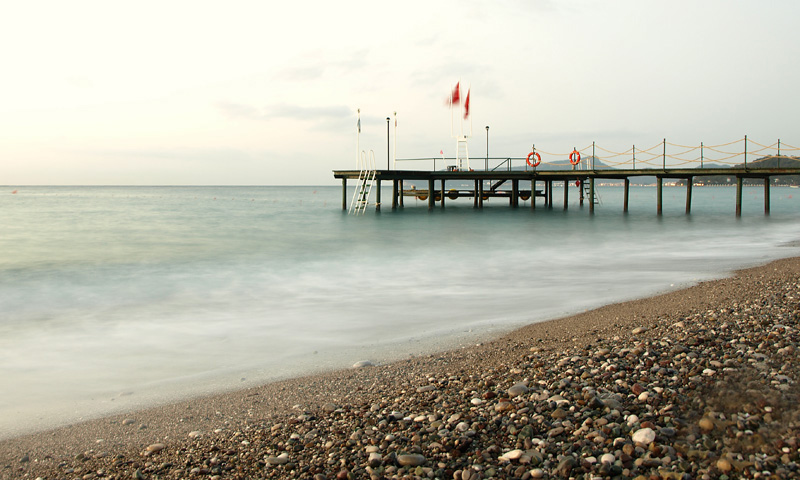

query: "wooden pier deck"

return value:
[333, 167, 800, 215]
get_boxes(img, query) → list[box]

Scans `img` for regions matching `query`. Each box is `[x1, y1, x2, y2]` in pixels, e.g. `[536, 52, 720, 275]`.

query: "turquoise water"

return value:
[1, 184, 799, 438]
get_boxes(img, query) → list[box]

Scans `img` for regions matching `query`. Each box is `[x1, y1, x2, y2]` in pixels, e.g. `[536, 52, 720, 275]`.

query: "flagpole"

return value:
[356, 108, 361, 168]
[468, 83, 473, 138]
[393, 111, 397, 170]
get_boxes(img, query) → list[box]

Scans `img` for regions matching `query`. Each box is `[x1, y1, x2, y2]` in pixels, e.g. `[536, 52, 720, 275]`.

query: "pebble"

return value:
[352, 360, 374, 368]
[265, 453, 289, 465]
[143, 443, 165, 456]
[507, 383, 529, 397]
[698, 417, 715, 432]
[396, 453, 426, 466]
[717, 458, 733, 472]
[600, 453, 615, 464]
[499, 449, 523, 461]
[631, 427, 656, 445]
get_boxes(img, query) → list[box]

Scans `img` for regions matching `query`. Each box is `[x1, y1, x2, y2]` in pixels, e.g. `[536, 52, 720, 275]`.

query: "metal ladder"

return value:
[578, 156, 601, 205]
[349, 150, 376, 215]
[582, 180, 601, 205]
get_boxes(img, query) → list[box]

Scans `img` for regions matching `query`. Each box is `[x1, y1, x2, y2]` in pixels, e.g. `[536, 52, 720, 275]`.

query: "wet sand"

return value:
[2, 257, 799, 479]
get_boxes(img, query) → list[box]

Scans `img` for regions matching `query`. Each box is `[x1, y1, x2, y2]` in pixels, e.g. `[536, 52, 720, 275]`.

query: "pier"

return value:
[334, 166, 800, 216]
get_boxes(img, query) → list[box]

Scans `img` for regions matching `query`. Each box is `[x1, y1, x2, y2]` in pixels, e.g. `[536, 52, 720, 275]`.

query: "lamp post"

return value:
[485, 126, 489, 171]
[386, 117, 391, 170]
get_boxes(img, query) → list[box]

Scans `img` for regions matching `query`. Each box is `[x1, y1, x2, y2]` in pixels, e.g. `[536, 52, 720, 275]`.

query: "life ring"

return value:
[575, 180, 581, 188]
[569, 150, 581, 165]
[526, 151, 541, 168]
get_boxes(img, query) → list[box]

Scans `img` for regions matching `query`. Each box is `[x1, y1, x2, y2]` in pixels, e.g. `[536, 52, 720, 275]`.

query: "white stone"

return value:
[499, 449, 524, 461]
[352, 360, 374, 368]
[600, 453, 615, 464]
[632, 427, 656, 445]
[530, 468, 545, 478]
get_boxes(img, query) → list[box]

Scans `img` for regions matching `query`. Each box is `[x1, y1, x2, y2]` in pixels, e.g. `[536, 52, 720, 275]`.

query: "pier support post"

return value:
[473, 180, 479, 208]
[342, 178, 347, 211]
[392, 180, 398, 209]
[479, 181, 484, 208]
[685, 177, 692, 214]
[563, 180, 569, 210]
[736, 177, 743, 216]
[623, 178, 630, 213]
[579, 179, 584, 207]
[547, 180, 553, 208]
[399, 180, 404, 207]
[765, 177, 771, 215]
[441, 179, 446, 208]
[531, 180, 536, 210]
[376, 180, 381, 211]
[428, 179, 435, 210]
[657, 177, 663, 216]
[589, 177, 595, 214]
[512, 179, 519, 207]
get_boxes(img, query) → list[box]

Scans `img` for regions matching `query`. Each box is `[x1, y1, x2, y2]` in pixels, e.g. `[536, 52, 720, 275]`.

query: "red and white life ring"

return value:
[526, 151, 541, 167]
[569, 150, 581, 165]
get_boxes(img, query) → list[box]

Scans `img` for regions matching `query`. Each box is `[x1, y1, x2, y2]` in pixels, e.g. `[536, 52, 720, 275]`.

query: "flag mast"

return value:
[356, 108, 361, 168]
[393, 111, 397, 170]
[448, 80, 471, 171]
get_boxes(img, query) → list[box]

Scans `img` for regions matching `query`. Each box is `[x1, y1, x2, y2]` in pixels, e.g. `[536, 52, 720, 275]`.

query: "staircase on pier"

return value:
[348, 150, 376, 215]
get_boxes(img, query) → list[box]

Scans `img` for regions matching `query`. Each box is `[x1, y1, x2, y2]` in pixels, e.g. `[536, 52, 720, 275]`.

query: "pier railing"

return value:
[394, 137, 800, 172]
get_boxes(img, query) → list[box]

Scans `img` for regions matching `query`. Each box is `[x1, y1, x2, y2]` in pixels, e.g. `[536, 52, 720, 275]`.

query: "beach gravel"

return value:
[2, 258, 800, 479]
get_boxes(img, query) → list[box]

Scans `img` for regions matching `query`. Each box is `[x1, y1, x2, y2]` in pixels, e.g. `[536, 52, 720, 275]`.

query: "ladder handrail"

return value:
[349, 150, 376, 215]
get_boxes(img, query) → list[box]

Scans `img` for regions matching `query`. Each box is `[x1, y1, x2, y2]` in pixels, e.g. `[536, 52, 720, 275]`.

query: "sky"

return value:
[1, 0, 799, 185]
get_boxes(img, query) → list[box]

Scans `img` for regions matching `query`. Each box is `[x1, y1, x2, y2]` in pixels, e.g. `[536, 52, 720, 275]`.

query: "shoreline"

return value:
[2, 257, 799, 479]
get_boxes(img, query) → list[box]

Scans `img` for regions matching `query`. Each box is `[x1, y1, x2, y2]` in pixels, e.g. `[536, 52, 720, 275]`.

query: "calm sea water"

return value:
[1, 184, 799, 438]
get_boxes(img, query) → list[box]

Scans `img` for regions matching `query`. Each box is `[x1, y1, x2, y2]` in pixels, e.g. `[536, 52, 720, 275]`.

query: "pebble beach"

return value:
[2, 257, 799, 480]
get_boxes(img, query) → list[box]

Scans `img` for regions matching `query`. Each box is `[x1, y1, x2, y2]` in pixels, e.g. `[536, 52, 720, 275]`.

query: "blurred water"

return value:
[1, 184, 799, 438]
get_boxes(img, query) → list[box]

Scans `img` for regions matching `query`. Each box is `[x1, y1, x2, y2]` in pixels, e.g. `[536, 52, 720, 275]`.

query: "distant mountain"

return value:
[684, 156, 800, 186]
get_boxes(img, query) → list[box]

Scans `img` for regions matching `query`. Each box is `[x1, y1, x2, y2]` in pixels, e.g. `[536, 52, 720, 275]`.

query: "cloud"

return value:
[274, 65, 325, 82]
[217, 101, 353, 123]
[272, 49, 370, 82]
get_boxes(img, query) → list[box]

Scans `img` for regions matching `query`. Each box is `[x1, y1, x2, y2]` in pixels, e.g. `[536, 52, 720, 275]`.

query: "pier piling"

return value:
[623, 178, 630, 213]
[657, 177, 663, 215]
[685, 177, 693, 214]
[736, 177, 743, 216]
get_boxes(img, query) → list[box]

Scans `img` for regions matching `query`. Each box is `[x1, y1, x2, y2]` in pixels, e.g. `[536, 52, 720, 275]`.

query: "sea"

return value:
[1, 184, 799, 439]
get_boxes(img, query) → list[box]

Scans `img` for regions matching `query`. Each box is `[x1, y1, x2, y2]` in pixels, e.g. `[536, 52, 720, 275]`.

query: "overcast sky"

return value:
[2, 0, 798, 185]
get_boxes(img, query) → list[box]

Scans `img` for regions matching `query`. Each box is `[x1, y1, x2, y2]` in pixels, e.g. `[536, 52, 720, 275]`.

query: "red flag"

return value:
[463, 88, 470, 119]
[449, 82, 460, 104]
